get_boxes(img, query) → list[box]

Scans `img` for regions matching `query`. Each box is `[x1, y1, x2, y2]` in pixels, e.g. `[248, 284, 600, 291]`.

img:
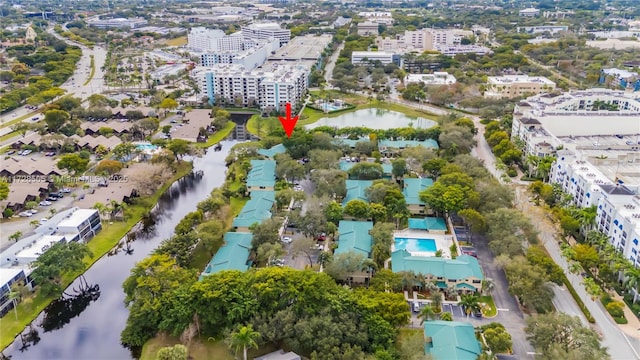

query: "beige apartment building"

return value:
[485, 75, 556, 98]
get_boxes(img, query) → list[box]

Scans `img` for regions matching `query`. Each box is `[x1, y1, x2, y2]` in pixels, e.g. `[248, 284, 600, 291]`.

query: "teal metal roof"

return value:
[335, 220, 374, 257]
[339, 161, 392, 175]
[424, 321, 482, 360]
[391, 250, 484, 280]
[408, 217, 447, 231]
[379, 139, 439, 150]
[257, 144, 286, 158]
[232, 191, 275, 228]
[343, 180, 373, 205]
[200, 232, 252, 277]
[246, 160, 276, 188]
[403, 178, 434, 205]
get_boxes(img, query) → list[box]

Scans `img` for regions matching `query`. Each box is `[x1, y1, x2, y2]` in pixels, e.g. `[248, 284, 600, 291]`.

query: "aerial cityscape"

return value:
[0, 0, 639, 359]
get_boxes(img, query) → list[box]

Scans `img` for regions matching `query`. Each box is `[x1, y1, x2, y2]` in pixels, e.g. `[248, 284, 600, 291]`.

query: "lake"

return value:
[306, 108, 437, 130]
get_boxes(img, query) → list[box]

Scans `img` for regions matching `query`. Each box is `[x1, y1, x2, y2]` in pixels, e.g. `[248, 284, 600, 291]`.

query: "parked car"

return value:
[18, 211, 33, 217]
[60, 188, 72, 193]
[98, 180, 109, 187]
[21, 149, 32, 156]
[16, 150, 24, 156]
[39, 200, 52, 206]
[27, 209, 38, 214]
[282, 236, 292, 244]
[413, 302, 421, 313]
[316, 232, 326, 241]
[46, 196, 58, 201]
[50, 192, 64, 198]
[6, 150, 15, 155]
[39, 218, 49, 224]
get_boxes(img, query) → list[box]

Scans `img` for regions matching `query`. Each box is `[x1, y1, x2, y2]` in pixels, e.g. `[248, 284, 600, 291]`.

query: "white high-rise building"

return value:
[187, 27, 244, 52]
[242, 23, 291, 47]
[200, 38, 279, 70]
[192, 64, 308, 112]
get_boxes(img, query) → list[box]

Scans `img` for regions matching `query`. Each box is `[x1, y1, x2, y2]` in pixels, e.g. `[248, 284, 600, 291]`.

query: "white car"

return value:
[18, 211, 33, 217]
[61, 188, 72, 193]
[282, 236, 292, 244]
[39, 201, 52, 206]
[27, 209, 38, 214]
[40, 218, 49, 224]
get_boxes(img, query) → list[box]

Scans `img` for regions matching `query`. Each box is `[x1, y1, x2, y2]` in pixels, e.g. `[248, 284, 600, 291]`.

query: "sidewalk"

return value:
[610, 291, 640, 338]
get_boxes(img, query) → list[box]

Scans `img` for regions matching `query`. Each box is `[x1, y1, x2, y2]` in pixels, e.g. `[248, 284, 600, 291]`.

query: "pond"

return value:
[2, 141, 236, 360]
[305, 108, 437, 130]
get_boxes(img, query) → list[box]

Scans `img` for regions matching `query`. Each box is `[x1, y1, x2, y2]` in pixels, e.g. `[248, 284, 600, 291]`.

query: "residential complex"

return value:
[424, 321, 483, 360]
[199, 40, 278, 70]
[187, 27, 245, 52]
[600, 68, 640, 92]
[357, 11, 394, 25]
[485, 75, 556, 99]
[517, 25, 569, 35]
[357, 22, 379, 36]
[519, 8, 540, 17]
[191, 63, 309, 112]
[376, 28, 491, 56]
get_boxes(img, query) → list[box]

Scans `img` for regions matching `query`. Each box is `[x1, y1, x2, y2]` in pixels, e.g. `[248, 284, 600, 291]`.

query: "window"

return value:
[472, 280, 481, 284]
[448, 279, 456, 283]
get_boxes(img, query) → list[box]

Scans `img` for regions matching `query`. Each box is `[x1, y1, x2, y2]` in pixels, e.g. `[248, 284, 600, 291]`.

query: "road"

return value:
[516, 188, 640, 360]
[0, 28, 108, 140]
[323, 41, 344, 84]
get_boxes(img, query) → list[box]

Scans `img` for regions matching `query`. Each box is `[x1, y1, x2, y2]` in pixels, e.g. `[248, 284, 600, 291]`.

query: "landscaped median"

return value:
[0, 161, 193, 351]
[83, 55, 95, 86]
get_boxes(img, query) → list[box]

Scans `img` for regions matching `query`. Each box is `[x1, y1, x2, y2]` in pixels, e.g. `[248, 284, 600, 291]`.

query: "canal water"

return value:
[2, 141, 235, 360]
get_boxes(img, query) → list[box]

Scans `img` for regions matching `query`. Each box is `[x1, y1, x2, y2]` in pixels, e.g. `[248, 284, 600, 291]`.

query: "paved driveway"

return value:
[474, 234, 535, 358]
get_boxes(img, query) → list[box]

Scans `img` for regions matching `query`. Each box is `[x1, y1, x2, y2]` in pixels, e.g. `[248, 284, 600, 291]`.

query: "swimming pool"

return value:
[136, 143, 158, 151]
[319, 103, 344, 112]
[395, 237, 437, 253]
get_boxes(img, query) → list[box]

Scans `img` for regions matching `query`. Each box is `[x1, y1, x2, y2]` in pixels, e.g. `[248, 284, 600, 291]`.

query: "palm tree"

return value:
[226, 325, 261, 360]
[623, 267, 640, 303]
[8, 289, 20, 320]
[430, 292, 443, 313]
[439, 312, 453, 321]
[481, 278, 495, 295]
[458, 294, 481, 317]
[418, 305, 437, 324]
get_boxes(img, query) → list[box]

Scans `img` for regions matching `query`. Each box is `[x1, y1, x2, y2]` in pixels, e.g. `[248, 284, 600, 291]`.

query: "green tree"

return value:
[57, 154, 89, 175]
[439, 312, 453, 321]
[95, 159, 123, 176]
[31, 242, 93, 296]
[0, 180, 9, 200]
[249, 218, 282, 249]
[348, 162, 384, 180]
[257, 242, 286, 266]
[419, 182, 467, 216]
[159, 98, 179, 115]
[166, 139, 191, 162]
[226, 324, 261, 360]
[481, 323, 512, 354]
[623, 267, 640, 303]
[44, 109, 70, 133]
[418, 305, 437, 324]
[112, 142, 138, 162]
[344, 199, 370, 219]
[324, 201, 344, 225]
[391, 158, 406, 179]
[458, 294, 481, 317]
[525, 313, 609, 360]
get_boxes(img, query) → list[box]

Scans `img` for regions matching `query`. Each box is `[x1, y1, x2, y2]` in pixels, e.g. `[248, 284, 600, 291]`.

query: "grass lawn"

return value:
[245, 92, 438, 138]
[0, 130, 18, 143]
[479, 295, 497, 317]
[140, 335, 278, 360]
[83, 55, 95, 86]
[0, 162, 193, 351]
[194, 122, 235, 149]
[230, 197, 248, 217]
[164, 36, 187, 46]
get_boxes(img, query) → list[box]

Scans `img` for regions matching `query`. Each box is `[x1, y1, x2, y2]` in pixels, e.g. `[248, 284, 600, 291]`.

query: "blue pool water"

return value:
[136, 143, 158, 151]
[320, 103, 343, 112]
[395, 237, 437, 252]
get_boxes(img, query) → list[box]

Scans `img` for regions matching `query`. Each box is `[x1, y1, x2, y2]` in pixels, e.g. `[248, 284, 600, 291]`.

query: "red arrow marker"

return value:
[278, 102, 299, 138]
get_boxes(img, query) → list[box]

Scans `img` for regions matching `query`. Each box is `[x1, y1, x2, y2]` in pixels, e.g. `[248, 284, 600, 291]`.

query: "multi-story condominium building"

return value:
[187, 27, 245, 52]
[200, 39, 279, 70]
[351, 51, 396, 65]
[511, 89, 640, 156]
[434, 44, 492, 56]
[357, 22, 379, 36]
[600, 68, 640, 92]
[192, 64, 308, 112]
[405, 72, 457, 85]
[549, 152, 640, 267]
[242, 22, 291, 47]
[88, 17, 148, 29]
[404, 29, 472, 51]
[485, 75, 556, 99]
[56, 209, 102, 243]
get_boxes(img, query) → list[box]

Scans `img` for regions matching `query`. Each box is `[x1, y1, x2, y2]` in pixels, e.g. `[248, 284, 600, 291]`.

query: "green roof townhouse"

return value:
[232, 191, 275, 232]
[335, 220, 374, 284]
[408, 217, 448, 233]
[257, 144, 287, 158]
[403, 178, 434, 215]
[424, 321, 482, 360]
[343, 180, 373, 206]
[391, 250, 484, 293]
[200, 232, 253, 279]
[246, 160, 276, 191]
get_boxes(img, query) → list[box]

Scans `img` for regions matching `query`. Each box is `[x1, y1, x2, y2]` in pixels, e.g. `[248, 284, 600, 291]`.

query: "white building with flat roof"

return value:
[188, 27, 245, 52]
[512, 89, 640, 157]
[192, 63, 308, 112]
[485, 75, 556, 99]
[56, 208, 102, 243]
[357, 22, 379, 36]
[13, 235, 66, 265]
[88, 17, 148, 29]
[358, 11, 394, 25]
[405, 72, 457, 85]
[200, 39, 278, 70]
[242, 23, 290, 47]
[519, 8, 540, 17]
[351, 51, 395, 65]
[517, 25, 569, 34]
[0, 268, 28, 317]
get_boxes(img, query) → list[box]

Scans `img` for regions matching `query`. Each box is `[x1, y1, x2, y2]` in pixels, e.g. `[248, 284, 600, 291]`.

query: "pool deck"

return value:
[392, 229, 454, 258]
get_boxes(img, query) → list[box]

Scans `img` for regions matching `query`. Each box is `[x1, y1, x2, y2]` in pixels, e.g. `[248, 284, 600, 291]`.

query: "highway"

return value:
[0, 28, 107, 141]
